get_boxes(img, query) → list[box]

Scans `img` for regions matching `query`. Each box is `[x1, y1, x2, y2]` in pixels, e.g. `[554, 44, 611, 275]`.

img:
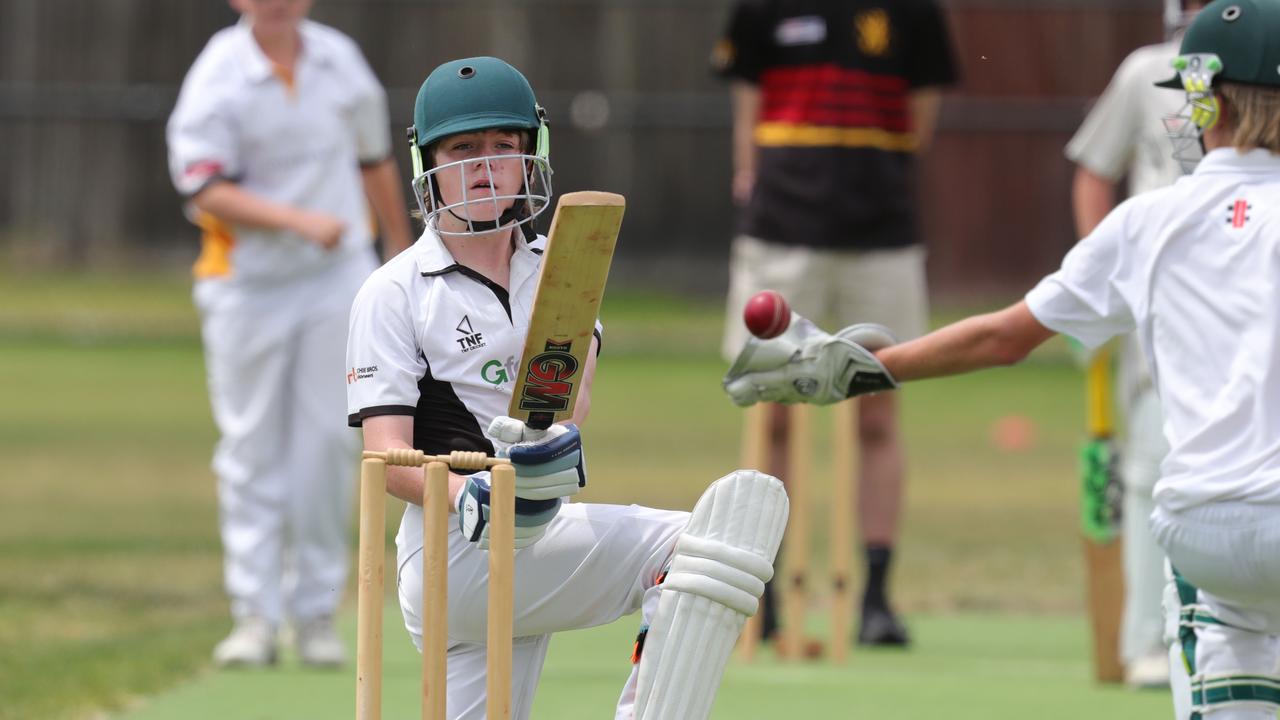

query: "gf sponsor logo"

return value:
[481, 356, 519, 387]
[347, 365, 378, 384]
[456, 315, 486, 353]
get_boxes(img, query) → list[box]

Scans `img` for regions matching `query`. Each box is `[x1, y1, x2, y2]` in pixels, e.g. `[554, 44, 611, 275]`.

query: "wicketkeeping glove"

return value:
[456, 471, 563, 550]
[487, 417, 587, 500]
[723, 321, 899, 406]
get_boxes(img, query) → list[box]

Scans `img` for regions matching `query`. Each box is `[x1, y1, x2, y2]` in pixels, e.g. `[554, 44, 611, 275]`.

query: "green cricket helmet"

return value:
[1158, 0, 1280, 167]
[407, 57, 552, 235]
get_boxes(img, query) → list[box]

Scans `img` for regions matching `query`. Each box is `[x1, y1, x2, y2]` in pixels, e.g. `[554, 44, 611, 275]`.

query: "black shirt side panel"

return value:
[413, 358, 495, 460]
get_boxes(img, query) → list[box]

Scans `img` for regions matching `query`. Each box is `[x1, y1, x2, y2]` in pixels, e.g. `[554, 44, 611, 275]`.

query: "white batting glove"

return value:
[723, 322, 899, 406]
[455, 471, 562, 550]
[487, 417, 587, 501]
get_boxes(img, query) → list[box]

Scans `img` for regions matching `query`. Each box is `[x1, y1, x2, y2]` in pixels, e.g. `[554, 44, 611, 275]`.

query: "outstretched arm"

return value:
[723, 302, 1057, 407]
[877, 301, 1056, 383]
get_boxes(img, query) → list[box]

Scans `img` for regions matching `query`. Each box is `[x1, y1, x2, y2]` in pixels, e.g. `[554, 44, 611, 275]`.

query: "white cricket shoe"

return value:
[212, 616, 277, 667]
[296, 616, 346, 668]
[1125, 651, 1170, 689]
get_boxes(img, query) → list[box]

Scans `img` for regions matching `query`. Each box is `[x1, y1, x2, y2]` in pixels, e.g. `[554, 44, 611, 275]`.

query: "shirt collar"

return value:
[414, 224, 544, 278]
[413, 226, 458, 276]
[233, 18, 333, 84]
[1194, 147, 1280, 175]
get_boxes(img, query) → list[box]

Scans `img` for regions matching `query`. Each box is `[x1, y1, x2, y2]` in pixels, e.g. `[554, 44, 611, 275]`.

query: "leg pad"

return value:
[634, 470, 788, 720]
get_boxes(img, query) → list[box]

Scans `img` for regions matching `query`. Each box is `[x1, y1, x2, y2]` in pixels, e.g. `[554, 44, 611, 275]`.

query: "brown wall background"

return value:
[0, 0, 1166, 298]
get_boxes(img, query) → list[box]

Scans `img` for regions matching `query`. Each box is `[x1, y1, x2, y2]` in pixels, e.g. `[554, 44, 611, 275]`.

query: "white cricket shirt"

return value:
[346, 225, 603, 562]
[1065, 40, 1188, 196]
[345, 225, 602, 452]
[166, 19, 390, 282]
[1026, 148, 1280, 512]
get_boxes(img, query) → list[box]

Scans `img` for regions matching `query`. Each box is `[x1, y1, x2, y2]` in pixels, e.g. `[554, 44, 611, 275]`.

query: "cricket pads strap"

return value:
[662, 535, 774, 617]
[634, 470, 788, 720]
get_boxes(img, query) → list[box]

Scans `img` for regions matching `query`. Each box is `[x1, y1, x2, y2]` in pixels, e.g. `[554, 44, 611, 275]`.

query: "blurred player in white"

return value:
[346, 56, 787, 720]
[725, 1, 1280, 717]
[166, 0, 411, 667]
[1065, 0, 1206, 688]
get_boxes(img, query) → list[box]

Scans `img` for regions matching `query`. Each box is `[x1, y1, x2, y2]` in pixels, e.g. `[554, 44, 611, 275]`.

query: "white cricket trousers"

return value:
[396, 502, 688, 720]
[1152, 501, 1280, 720]
[195, 251, 376, 626]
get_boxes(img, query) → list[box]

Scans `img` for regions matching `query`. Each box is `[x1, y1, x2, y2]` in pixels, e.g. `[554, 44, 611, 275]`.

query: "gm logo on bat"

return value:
[517, 340, 579, 417]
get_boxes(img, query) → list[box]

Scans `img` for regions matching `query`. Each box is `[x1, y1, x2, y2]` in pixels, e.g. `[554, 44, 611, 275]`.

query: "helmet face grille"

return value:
[1163, 52, 1224, 171]
[410, 153, 554, 237]
[407, 57, 554, 236]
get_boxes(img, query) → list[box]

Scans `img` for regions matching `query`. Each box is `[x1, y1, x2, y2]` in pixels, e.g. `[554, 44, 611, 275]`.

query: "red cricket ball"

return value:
[743, 290, 791, 339]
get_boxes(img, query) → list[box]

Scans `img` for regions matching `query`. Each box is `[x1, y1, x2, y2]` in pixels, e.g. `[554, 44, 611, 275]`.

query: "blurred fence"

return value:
[0, 0, 1164, 296]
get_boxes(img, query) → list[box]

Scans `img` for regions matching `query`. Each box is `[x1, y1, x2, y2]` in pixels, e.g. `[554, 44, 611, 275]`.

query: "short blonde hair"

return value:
[1219, 83, 1280, 153]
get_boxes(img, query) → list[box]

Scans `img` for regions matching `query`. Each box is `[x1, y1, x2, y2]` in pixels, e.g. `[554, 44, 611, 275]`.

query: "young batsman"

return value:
[724, 1, 1280, 717]
[346, 56, 787, 719]
[166, 0, 411, 667]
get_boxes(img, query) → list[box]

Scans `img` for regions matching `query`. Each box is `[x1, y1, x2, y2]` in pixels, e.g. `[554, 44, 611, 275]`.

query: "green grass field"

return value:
[0, 273, 1170, 719]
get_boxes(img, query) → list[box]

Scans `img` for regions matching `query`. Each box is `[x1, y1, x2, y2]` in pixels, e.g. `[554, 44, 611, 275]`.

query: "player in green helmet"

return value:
[406, 57, 553, 236]
[1160, 0, 1280, 166]
[347, 57, 788, 720]
[724, 1, 1280, 718]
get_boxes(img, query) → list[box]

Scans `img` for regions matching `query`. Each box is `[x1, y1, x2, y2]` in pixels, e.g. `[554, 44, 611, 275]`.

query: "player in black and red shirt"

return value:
[713, 0, 957, 648]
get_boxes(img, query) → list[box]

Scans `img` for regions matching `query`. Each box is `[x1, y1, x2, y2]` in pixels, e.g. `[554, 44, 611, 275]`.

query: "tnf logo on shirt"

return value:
[855, 10, 891, 57]
[455, 316, 486, 353]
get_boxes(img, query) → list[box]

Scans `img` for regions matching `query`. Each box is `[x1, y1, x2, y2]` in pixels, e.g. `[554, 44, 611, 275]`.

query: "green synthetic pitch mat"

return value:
[121, 609, 1170, 719]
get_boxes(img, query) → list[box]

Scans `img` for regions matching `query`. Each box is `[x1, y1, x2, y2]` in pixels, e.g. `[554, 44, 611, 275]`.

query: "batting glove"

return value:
[723, 322, 899, 406]
[487, 417, 587, 500]
[456, 471, 562, 550]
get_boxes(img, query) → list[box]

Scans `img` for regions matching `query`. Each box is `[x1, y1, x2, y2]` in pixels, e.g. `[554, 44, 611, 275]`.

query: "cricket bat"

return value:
[1080, 344, 1125, 684]
[508, 191, 625, 429]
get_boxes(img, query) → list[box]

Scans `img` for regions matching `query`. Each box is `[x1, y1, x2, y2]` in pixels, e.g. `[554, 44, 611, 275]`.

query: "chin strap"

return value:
[445, 204, 527, 233]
